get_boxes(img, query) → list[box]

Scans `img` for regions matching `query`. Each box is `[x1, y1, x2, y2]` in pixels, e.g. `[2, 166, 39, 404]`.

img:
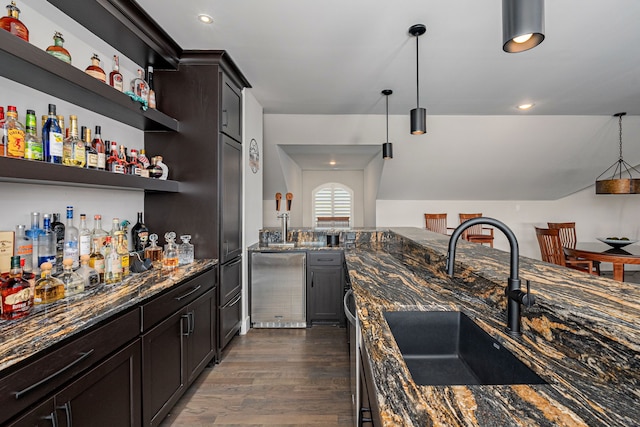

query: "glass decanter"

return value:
[33, 262, 64, 305]
[46, 31, 71, 64]
[162, 232, 179, 273]
[144, 233, 163, 269]
[178, 235, 194, 265]
[60, 258, 84, 297]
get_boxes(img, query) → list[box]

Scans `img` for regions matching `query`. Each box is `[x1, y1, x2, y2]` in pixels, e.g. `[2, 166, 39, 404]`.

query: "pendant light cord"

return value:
[415, 35, 420, 109]
[386, 94, 389, 143]
[619, 114, 624, 161]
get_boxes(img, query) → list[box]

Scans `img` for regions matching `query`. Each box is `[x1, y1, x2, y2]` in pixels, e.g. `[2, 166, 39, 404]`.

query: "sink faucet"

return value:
[445, 217, 534, 336]
[277, 212, 289, 243]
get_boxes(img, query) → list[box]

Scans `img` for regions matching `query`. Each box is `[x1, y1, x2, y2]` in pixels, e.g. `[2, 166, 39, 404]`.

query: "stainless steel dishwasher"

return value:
[250, 251, 307, 328]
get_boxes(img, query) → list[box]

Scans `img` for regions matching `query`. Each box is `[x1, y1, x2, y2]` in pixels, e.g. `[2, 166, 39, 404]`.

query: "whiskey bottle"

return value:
[83, 126, 98, 169]
[24, 109, 43, 161]
[130, 69, 149, 101]
[14, 224, 32, 274]
[50, 213, 64, 274]
[33, 262, 64, 304]
[78, 214, 92, 258]
[109, 55, 124, 92]
[118, 144, 128, 173]
[42, 104, 63, 164]
[63, 206, 79, 268]
[115, 231, 130, 277]
[131, 212, 149, 252]
[77, 254, 100, 289]
[92, 126, 106, 170]
[162, 232, 179, 274]
[62, 115, 85, 167]
[144, 233, 163, 269]
[147, 66, 156, 109]
[46, 31, 71, 64]
[103, 236, 122, 285]
[3, 105, 25, 158]
[91, 214, 108, 251]
[38, 214, 56, 272]
[85, 53, 106, 83]
[89, 237, 105, 283]
[0, 1, 28, 42]
[0, 255, 33, 319]
[60, 258, 84, 297]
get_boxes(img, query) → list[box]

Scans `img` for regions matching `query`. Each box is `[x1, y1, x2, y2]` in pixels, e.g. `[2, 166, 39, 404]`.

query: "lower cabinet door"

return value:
[6, 398, 56, 427]
[307, 266, 344, 325]
[186, 288, 216, 384]
[54, 340, 141, 427]
[220, 292, 241, 351]
[142, 309, 186, 427]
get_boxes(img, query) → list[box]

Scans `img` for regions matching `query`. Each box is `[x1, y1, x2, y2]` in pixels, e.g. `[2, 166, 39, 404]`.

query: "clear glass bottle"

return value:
[103, 236, 122, 285]
[92, 125, 105, 170]
[109, 55, 124, 91]
[147, 66, 156, 109]
[51, 213, 65, 274]
[131, 212, 149, 252]
[38, 214, 56, 273]
[46, 31, 71, 64]
[25, 212, 42, 275]
[83, 126, 98, 169]
[42, 104, 63, 164]
[144, 233, 162, 269]
[77, 254, 100, 289]
[162, 232, 179, 273]
[146, 156, 163, 178]
[115, 230, 130, 278]
[130, 68, 149, 101]
[63, 206, 79, 269]
[62, 115, 85, 167]
[85, 53, 106, 83]
[156, 155, 169, 180]
[109, 217, 120, 241]
[91, 214, 108, 251]
[89, 236, 105, 283]
[24, 109, 43, 161]
[1, 255, 32, 319]
[78, 213, 92, 258]
[33, 262, 64, 305]
[0, 1, 28, 42]
[60, 258, 84, 296]
[14, 224, 32, 274]
[178, 235, 194, 265]
[3, 105, 25, 158]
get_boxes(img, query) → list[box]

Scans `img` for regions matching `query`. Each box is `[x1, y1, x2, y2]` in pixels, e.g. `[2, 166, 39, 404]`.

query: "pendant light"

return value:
[595, 113, 640, 194]
[409, 24, 426, 135]
[502, 0, 545, 53]
[382, 89, 393, 160]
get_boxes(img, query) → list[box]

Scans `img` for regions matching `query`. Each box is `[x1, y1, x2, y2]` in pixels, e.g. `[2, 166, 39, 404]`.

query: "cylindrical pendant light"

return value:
[382, 89, 393, 160]
[502, 0, 545, 53]
[409, 24, 426, 135]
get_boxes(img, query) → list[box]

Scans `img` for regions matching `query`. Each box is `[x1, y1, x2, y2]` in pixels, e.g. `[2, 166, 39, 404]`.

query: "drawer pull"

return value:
[14, 350, 95, 399]
[227, 293, 241, 307]
[310, 271, 314, 288]
[57, 402, 72, 427]
[43, 412, 58, 427]
[181, 314, 191, 336]
[316, 258, 335, 262]
[175, 284, 202, 301]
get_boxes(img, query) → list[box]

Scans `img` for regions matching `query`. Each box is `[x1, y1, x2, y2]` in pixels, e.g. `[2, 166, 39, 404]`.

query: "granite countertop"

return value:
[0, 259, 217, 373]
[346, 227, 639, 426]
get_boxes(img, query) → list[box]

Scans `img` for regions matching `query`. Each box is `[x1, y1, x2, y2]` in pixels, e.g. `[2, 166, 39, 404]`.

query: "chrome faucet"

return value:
[445, 217, 534, 336]
[277, 212, 289, 243]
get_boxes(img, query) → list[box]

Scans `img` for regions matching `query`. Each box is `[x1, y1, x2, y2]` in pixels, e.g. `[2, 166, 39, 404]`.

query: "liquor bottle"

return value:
[138, 149, 150, 169]
[91, 214, 108, 250]
[144, 233, 162, 269]
[147, 66, 156, 109]
[127, 149, 142, 175]
[109, 217, 120, 240]
[178, 235, 194, 265]
[62, 115, 85, 167]
[0, 1, 28, 42]
[118, 144, 128, 173]
[131, 212, 149, 252]
[77, 254, 100, 289]
[92, 126, 106, 170]
[130, 69, 149, 101]
[46, 31, 71, 64]
[14, 224, 32, 274]
[83, 126, 98, 169]
[42, 104, 63, 164]
[78, 214, 92, 258]
[85, 53, 106, 83]
[51, 213, 64, 274]
[24, 109, 43, 161]
[107, 141, 124, 173]
[39, 214, 57, 272]
[3, 105, 25, 158]
[0, 107, 5, 156]
[57, 115, 65, 138]
[156, 155, 169, 180]
[115, 231, 130, 277]
[103, 236, 122, 285]
[60, 258, 84, 296]
[26, 212, 42, 274]
[109, 55, 124, 92]
[146, 156, 163, 178]
[162, 232, 179, 274]
[33, 262, 64, 305]
[20, 258, 35, 298]
[0, 255, 33, 320]
[63, 206, 79, 268]
[89, 237, 104, 283]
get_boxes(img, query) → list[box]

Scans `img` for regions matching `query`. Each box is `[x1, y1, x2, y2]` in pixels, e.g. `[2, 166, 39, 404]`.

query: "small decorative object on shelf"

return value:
[109, 55, 124, 92]
[0, 1, 28, 42]
[146, 156, 163, 178]
[85, 53, 106, 83]
[156, 155, 168, 180]
[46, 31, 71, 64]
[178, 235, 194, 265]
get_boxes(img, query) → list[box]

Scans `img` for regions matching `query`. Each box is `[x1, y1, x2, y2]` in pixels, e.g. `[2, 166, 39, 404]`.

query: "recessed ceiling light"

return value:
[329, 160, 336, 166]
[517, 103, 534, 110]
[198, 14, 213, 24]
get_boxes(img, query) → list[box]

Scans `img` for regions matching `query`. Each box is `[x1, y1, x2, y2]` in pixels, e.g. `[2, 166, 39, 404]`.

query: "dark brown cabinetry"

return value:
[359, 336, 381, 426]
[307, 252, 345, 326]
[5, 398, 56, 427]
[221, 73, 243, 143]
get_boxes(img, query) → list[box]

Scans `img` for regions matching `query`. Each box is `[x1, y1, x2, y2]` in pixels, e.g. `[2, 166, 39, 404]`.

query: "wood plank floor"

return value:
[160, 326, 353, 427]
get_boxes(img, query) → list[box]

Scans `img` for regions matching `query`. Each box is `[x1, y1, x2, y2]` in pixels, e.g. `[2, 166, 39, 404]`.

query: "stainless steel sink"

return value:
[266, 242, 295, 248]
[383, 311, 546, 386]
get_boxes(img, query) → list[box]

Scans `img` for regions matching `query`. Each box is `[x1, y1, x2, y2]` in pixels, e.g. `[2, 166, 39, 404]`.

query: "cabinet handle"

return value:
[181, 314, 191, 336]
[175, 284, 202, 301]
[14, 350, 95, 399]
[228, 293, 242, 307]
[310, 271, 314, 287]
[57, 402, 72, 427]
[316, 258, 334, 262]
[222, 109, 228, 127]
[189, 311, 195, 334]
[226, 257, 242, 267]
[343, 289, 357, 326]
[43, 412, 59, 427]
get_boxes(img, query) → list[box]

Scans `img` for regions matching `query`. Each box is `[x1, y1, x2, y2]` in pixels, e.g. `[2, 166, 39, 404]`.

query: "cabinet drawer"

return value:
[141, 268, 215, 332]
[0, 309, 139, 425]
[220, 293, 241, 350]
[308, 251, 343, 266]
[220, 257, 242, 307]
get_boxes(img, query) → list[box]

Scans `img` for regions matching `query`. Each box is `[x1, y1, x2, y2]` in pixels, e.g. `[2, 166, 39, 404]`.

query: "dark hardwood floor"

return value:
[160, 326, 353, 426]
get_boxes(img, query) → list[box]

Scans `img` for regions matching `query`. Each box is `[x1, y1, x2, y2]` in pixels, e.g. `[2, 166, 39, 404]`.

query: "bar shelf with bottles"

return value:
[0, 29, 178, 132]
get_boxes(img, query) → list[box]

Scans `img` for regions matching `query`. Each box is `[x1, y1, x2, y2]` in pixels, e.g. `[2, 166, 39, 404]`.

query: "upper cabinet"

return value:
[221, 74, 242, 143]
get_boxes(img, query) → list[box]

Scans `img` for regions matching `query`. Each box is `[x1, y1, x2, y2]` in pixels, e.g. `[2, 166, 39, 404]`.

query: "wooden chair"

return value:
[548, 222, 600, 275]
[535, 227, 597, 275]
[459, 213, 494, 247]
[424, 213, 453, 235]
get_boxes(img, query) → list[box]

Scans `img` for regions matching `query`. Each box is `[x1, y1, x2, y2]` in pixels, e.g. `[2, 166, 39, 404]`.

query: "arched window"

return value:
[313, 183, 353, 228]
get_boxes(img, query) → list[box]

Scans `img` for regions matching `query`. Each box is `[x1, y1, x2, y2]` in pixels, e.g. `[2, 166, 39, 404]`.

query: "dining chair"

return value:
[424, 213, 453, 235]
[535, 227, 597, 275]
[459, 213, 494, 247]
[548, 222, 601, 275]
